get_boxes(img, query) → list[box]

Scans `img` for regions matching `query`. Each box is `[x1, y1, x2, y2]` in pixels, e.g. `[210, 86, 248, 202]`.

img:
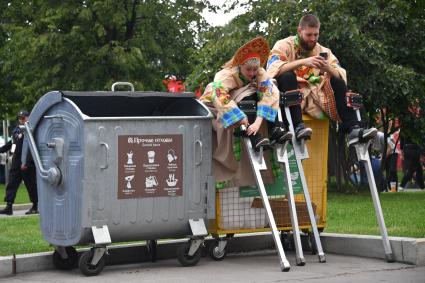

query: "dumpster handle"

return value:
[21, 122, 62, 186]
[195, 140, 202, 166]
[111, 82, 135, 92]
[100, 142, 109, 169]
[44, 115, 64, 120]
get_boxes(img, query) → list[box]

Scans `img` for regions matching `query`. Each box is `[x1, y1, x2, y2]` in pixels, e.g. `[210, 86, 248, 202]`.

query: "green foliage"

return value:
[0, 0, 209, 117]
[187, 0, 425, 142]
[0, 0, 423, 139]
[185, 16, 263, 91]
[327, 175, 365, 194]
[308, 0, 425, 142]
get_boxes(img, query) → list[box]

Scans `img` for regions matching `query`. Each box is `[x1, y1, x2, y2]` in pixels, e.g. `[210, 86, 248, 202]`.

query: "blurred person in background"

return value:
[398, 104, 424, 191]
[399, 136, 424, 191]
[0, 110, 38, 215]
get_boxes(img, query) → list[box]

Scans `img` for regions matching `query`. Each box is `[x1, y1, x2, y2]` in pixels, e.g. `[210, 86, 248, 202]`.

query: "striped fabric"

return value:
[321, 78, 341, 122]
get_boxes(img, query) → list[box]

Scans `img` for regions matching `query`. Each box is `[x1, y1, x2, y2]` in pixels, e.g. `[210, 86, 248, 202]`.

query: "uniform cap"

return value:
[17, 110, 29, 118]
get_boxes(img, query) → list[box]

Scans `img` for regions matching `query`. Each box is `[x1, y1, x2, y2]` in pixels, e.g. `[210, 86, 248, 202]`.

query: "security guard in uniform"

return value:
[0, 110, 38, 215]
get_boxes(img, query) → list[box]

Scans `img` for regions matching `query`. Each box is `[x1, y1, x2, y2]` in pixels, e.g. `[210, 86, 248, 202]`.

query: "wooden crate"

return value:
[251, 198, 316, 227]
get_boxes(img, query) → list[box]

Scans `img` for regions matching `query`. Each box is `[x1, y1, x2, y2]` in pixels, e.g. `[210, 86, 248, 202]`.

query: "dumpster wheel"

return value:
[177, 241, 202, 267]
[52, 246, 78, 270]
[147, 240, 157, 262]
[308, 233, 318, 255]
[78, 249, 106, 276]
[208, 240, 226, 261]
[280, 232, 295, 251]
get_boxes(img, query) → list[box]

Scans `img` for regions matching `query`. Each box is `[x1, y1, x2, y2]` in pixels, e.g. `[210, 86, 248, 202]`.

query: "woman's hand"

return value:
[228, 117, 249, 130]
[247, 117, 263, 136]
[239, 117, 249, 127]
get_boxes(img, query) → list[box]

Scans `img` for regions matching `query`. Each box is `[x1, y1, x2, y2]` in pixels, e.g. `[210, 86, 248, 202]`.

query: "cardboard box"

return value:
[251, 198, 316, 227]
[219, 187, 246, 229]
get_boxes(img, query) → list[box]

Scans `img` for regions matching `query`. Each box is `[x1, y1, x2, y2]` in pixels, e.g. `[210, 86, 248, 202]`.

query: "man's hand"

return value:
[278, 55, 334, 76]
[315, 56, 340, 78]
[316, 57, 332, 73]
[21, 164, 28, 171]
[302, 56, 326, 68]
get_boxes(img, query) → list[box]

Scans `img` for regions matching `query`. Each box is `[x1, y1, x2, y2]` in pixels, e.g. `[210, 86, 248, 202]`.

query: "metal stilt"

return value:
[351, 105, 394, 262]
[279, 89, 325, 262]
[275, 110, 305, 266]
[284, 106, 326, 263]
[241, 126, 291, 271]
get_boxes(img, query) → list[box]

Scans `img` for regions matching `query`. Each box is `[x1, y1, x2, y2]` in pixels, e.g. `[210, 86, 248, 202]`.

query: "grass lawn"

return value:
[0, 216, 51, 255]
[326, 191, 425, 238]
[0, 190, 424, 256]
[0, 184, 31, 205]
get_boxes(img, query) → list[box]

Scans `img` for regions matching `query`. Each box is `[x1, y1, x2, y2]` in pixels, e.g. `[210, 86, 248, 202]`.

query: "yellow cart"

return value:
[208, 115, 329, 259]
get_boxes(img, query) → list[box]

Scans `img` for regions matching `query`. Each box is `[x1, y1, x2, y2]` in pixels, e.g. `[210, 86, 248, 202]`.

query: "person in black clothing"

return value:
[399, 135, 424, 191]
[0, 110, 38, 215]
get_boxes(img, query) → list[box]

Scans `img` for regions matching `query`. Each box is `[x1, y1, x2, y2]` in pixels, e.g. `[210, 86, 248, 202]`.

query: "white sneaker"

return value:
[398, 186, 404, 192]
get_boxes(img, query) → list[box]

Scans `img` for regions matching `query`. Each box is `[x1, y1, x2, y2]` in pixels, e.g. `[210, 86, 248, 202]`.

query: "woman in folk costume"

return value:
[200, 37, 308, 188]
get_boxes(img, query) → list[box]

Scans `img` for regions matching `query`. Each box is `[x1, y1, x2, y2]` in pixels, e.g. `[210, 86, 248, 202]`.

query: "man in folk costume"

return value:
[200, 37, 309, 188]
[267, 14, 377, 143]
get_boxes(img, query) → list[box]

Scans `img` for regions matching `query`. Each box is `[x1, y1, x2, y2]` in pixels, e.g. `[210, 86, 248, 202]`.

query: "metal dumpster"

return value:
[21, 86, 215, 275]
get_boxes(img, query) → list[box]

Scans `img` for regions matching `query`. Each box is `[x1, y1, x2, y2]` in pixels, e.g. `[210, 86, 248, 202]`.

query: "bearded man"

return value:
[267, 14, 377, 144]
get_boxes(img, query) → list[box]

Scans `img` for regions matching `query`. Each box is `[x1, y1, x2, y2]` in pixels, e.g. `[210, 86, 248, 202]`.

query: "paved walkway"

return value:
[1, 189, 424, 282]
[0, 204, 34, 218]
[3, 251, 425, 283]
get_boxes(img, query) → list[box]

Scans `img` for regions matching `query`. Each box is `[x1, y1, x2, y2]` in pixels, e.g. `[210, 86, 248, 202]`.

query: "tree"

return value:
[186, 13, 264, 91]
[0, 0, 210, 117]
[186, 0, 425, 190]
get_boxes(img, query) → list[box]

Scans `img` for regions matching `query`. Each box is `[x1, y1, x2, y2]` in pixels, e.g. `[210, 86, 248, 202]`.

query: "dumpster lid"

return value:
[61, 91, 210, 118]
[62, 91, 197, 98]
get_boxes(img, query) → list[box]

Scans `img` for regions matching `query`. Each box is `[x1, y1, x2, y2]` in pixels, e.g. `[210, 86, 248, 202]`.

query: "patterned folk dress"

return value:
[200, 67, 279, 188]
